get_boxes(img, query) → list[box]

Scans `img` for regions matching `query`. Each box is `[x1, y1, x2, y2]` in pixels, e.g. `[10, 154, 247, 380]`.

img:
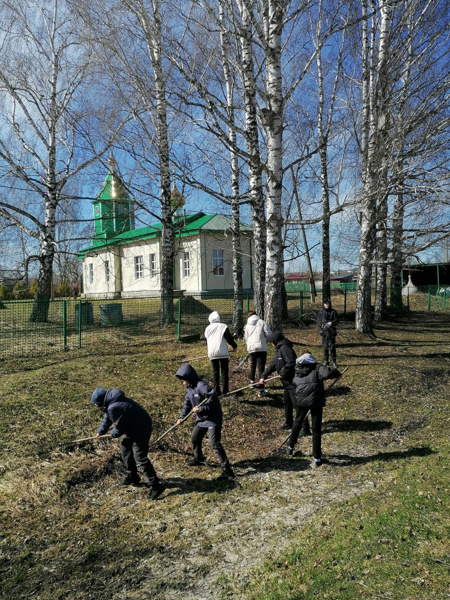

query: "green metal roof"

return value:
[78, 212, 251, 256]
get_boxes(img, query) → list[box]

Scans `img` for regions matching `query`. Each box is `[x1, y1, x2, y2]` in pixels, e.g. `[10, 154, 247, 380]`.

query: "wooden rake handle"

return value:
[152, 396, 210, 446]
[224, 375, 281, 396]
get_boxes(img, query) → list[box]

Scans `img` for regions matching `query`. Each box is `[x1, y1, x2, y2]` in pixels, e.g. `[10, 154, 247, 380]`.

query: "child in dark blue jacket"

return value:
[175, 364, 235, 480]
[91, 387, 165, 500]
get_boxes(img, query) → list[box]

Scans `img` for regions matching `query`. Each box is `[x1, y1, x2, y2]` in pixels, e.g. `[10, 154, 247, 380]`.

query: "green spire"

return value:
[93, 154, 135, 240]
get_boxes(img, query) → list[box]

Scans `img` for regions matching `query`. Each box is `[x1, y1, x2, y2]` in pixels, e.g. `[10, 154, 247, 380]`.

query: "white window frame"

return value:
[89, 263, 94, 285]
[149, 253, 157, 278]
[134, 255, 144, 280]
[104, 260, 110, 283]
[182, 251, 190, 278]
[212, 249, 225, 276]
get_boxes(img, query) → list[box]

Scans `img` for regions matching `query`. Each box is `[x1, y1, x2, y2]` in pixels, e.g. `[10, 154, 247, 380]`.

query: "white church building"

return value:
[79, 159, 254, 298]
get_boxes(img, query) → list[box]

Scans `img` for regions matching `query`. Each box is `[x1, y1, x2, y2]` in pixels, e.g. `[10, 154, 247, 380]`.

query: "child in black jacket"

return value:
[286, 352, 341, 467]
[317, 298, 339, 367]
[259, 331, 298, 430]
[91, 387, 165, 500]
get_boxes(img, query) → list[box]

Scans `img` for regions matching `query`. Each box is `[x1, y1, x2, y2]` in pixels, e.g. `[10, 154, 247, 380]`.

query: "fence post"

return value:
[344, 284, 347, 318]
[78, 299, 82, 348]
[63, 300, 68, 351]
[427, 287, 431, 311]
[177, 297, 182, 341]
[299, 291, 303, 321]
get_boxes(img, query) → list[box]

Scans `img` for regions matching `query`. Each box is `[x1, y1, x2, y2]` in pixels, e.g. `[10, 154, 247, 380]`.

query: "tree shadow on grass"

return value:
[322, 419, 393, 433]
[162, 474, 240, 497]
[326, 385, 351, 398]
[233, 445, 436, 474]
[326, 445, 436, 467]
[237, 393, 284, 408]
[234, 455, 312, 474]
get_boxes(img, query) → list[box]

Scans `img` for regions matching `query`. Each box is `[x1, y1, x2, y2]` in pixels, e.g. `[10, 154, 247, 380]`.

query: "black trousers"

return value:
[281, 379, 296, 426]
[211, 358, 230, 396]
[249, 351, 267, 389]
[191, 424, 230, 470]
[121, 435, 159, 487]
[321, 332, 336, 363]
[288, 406, 323, 459]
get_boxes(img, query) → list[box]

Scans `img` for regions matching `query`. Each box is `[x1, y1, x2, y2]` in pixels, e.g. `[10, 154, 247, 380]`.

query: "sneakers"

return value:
[282, 422, 292, 430]
[258, 389, 268, 397]
[314, 459, 322, 468]
[149, 482, 166, 500]
[186, 458, 206, 466]
[216, 467, 236, 480]
[121, 473, 141, 486]
[286, 446, 294, 457]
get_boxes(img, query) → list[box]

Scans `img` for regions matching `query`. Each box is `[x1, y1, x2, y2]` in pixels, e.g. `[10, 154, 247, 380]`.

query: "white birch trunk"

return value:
[374, 176, 388, 321]
[262, 0, 287, 331]
[219, 1, 244, 335]
[237, 0, 266, 319]
[30, 16, 60, 321]
[134, 0, 174, 326]
[355, 0, 392, 334]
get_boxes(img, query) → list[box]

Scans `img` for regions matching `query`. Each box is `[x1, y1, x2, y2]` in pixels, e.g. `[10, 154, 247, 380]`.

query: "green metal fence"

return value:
[0, 286, 448, 359]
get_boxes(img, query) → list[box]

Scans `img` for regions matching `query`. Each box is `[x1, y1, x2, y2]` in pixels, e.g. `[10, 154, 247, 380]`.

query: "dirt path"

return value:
[122, 424, 394, 599]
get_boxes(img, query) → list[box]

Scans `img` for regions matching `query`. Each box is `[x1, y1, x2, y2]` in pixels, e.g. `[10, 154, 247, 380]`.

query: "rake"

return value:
[151, 396, 210, 447]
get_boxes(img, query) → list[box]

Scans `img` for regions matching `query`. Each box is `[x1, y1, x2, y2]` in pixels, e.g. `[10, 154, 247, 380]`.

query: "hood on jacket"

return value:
[176, 364, 200, 386]
[247, 314, 259, 326]
[323, 298, 332, 307]
[91, 387, 107, 407]
[297, 352, 317, 365]
[268, 331, 285, 345]
[208, 311, 221, 324]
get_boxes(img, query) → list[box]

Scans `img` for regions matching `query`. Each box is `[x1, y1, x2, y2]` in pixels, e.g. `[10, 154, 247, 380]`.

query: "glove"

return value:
[325, 322, 332, 328]
[110, 428, 120, 438]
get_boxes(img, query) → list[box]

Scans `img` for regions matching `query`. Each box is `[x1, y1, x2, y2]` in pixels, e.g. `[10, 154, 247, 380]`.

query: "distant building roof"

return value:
[330, 273, 354, 281]
[285, 272, 310, 281]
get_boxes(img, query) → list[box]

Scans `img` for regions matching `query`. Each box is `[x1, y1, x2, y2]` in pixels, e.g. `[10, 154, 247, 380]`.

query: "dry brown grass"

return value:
[0, 310, 449, 599]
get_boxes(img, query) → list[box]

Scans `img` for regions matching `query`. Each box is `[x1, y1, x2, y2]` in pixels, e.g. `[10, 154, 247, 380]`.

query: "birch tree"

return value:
[310, 0, 347, 302]
[355, 0, 450, 329]
[219, 1, 244, 334]
[355, 0, 392, 335]
[258, 0, 288, 329]
[0, 0, 118, 321]
[236, 0, 267, 319]
[388, 0, 450, 309]
[84, 0, 176, 326]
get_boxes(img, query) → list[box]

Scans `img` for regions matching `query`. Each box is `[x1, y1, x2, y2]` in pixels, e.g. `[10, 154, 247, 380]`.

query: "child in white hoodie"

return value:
[204, 311, 237, 396]
[243, 311, 272, 396]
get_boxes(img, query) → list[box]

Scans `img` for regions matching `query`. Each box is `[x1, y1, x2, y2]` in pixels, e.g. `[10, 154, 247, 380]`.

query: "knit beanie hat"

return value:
[91, 387, 107, 407]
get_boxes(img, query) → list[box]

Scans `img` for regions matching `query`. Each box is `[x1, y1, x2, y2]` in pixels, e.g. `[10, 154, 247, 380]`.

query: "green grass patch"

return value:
[236, 447, 449, 599]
